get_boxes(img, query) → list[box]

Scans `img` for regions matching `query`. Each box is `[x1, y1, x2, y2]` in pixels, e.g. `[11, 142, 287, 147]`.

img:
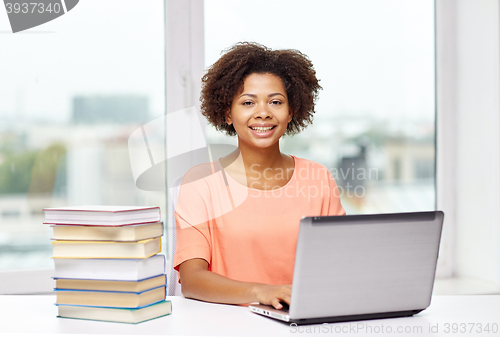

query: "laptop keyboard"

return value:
[280, 302, 290, 312]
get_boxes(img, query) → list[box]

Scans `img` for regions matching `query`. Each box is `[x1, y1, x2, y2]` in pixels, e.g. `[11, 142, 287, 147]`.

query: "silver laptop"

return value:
[249, 211, 444, 325]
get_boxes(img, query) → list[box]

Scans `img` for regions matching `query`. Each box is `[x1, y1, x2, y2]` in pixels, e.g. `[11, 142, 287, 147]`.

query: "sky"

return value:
[0, 0, 165, 123]
[0, 0, 434, 124]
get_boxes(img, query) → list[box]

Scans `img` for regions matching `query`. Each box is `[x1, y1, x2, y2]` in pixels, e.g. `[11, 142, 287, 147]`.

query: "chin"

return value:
[246, 139, 281, 150]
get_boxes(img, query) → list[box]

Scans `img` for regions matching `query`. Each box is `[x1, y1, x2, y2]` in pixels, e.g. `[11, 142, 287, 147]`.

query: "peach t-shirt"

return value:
[173, 156, 345, 285]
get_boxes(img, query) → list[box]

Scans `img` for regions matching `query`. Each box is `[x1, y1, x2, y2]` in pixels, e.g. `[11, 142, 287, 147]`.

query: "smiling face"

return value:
[226, 73, 292, 150]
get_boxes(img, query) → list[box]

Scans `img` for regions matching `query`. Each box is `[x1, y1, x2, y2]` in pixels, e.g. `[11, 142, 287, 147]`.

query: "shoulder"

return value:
[176, 162, 224, 200]
[178, 160, 231, 187]
[179, 162, 216, 185]
[292, 156, 332, 178]
[293, 156, 328, 169]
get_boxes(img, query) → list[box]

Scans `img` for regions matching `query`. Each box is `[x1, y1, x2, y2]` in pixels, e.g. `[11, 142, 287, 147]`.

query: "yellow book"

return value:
[55, 286, 165, 308]
[52, 237, 161, 259]
[55, 275, 166, 292]
[51, 222, 163, 241]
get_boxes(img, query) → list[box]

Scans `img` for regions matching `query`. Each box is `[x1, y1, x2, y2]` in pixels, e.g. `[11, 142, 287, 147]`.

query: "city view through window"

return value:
[204, 0, 435, 216]
[0, 1, 165, 270]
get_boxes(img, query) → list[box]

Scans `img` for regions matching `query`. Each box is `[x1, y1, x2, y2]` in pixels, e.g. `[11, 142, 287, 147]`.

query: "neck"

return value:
[237, 138, 286, 171]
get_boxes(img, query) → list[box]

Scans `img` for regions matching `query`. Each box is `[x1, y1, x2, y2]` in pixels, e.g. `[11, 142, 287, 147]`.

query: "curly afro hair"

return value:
[200, 42, 322, 136]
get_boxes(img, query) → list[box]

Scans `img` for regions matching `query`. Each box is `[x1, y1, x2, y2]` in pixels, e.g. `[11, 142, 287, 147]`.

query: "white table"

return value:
[0, 295, 499, 336]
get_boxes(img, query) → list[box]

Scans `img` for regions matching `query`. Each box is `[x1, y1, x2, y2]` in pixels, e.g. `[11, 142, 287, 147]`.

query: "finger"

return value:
[271, 298, 282, 310]
[282, 295, 291, 304]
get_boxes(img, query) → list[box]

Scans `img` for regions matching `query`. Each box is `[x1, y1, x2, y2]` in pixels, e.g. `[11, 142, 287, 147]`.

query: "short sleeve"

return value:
[173, 212, 211, 273]
[327, 172, 346, 216]
[173, 168, 213, 274]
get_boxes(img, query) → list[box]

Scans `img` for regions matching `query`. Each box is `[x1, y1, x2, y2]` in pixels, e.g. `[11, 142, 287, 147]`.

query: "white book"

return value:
[43, 205, 161, 226]
[53, 254, 165, 281]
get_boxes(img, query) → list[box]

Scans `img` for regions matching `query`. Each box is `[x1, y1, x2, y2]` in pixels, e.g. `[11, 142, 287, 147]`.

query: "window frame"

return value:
[435, 0, 500, 291]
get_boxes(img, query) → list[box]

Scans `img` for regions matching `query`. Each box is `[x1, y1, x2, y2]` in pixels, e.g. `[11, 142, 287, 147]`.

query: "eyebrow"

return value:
[238, 93, 286, 99]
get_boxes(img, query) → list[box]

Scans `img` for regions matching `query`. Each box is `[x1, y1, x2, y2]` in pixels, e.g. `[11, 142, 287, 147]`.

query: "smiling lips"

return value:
[248, 124, 277, 137]
[250, 126, 275, 132]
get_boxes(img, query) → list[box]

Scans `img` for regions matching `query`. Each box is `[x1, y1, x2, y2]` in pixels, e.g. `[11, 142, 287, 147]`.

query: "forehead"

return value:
[240, 73, 286, 94]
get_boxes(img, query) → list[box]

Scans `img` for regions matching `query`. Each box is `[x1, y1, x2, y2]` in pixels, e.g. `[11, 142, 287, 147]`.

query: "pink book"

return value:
[43, 205, 161, 226]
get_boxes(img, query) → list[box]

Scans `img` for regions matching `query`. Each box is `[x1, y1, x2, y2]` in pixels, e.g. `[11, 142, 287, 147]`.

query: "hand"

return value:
[252, 284, 292, 310]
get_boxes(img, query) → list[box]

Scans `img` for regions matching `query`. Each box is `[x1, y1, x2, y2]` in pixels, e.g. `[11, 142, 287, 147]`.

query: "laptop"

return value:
[249, 211, 444, 325]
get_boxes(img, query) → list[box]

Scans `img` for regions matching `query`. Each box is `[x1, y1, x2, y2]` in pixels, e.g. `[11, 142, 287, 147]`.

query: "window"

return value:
[0, 0, 165, 292]
[1, 0, 440, 293]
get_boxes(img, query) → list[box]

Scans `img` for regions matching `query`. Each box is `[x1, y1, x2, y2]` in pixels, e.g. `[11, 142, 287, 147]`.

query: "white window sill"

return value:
[433, 277, 500, 295]
[0, 269, 54, 295]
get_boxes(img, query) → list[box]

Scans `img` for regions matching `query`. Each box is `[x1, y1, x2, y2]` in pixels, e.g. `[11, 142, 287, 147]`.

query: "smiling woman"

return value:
[174, 42, 345, 310]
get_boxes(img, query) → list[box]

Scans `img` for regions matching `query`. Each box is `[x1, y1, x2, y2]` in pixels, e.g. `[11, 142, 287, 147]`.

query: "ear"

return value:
[287, 108, 293, 123]
[225, 110, 233, 125]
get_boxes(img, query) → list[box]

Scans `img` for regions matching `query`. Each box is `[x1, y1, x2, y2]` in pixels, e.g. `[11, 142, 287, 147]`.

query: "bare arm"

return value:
[179, 258, 291, 309]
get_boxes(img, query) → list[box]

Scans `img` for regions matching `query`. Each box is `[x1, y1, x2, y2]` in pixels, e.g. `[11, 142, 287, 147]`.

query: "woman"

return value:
[174, 42, 345, 310]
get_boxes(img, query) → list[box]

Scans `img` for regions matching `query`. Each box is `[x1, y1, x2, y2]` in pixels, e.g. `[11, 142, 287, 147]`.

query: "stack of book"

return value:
[44, 205, 172, 324]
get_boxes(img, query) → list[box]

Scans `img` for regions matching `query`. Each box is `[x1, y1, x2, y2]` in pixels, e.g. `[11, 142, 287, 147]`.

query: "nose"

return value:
[254, 102, 272, 119]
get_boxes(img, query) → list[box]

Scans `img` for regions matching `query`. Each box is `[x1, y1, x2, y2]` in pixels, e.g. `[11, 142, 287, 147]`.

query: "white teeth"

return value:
[251, 126, 274, 132]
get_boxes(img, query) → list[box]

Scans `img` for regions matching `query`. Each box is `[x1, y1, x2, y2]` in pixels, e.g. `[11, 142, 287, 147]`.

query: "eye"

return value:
[242, 101, 253, 106]
[271, 100, 282, 105]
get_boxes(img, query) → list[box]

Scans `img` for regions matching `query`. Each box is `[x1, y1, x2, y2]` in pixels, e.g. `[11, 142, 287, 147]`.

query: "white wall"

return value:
[437, 0, 500, 290]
